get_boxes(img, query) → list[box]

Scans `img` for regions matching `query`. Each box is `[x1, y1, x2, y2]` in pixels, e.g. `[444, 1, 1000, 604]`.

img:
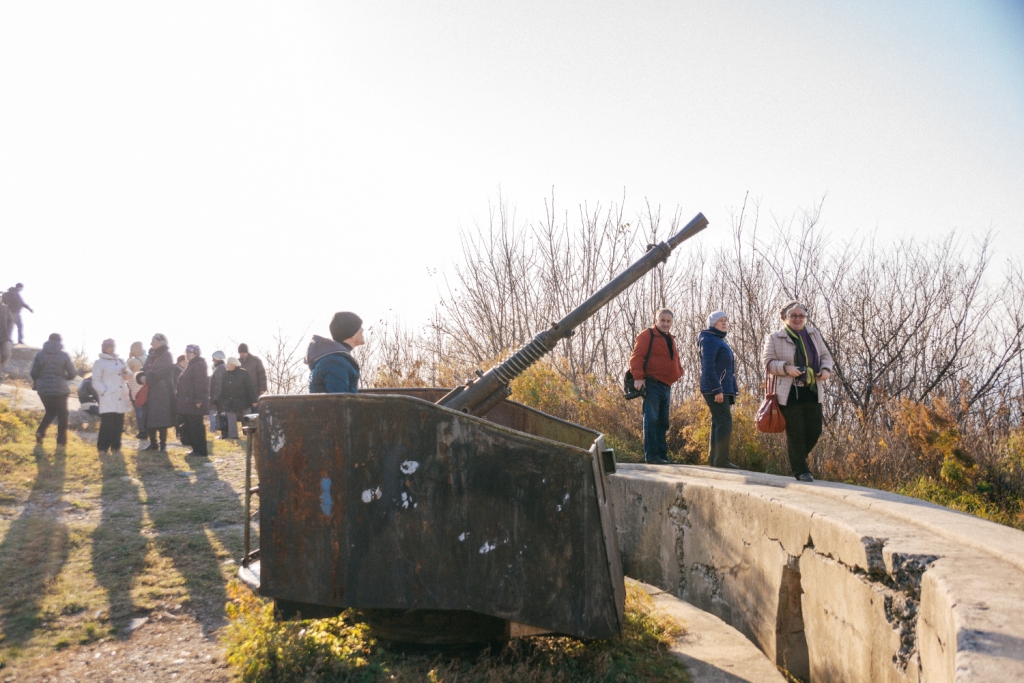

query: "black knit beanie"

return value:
[238, 343, 249, 354]
[329, 312, 362, 343]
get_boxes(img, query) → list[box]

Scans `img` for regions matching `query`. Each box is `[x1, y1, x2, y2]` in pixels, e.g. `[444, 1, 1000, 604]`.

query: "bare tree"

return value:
[260, 327, 309, 395]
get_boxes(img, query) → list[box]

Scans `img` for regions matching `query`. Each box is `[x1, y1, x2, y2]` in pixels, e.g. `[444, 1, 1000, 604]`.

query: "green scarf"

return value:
[784, 325, 817, 389]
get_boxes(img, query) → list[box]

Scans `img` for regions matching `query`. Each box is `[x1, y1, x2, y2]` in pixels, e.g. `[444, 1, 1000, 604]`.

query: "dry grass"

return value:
[0, 402, 252, 668]
[509, 362, 1024, 531]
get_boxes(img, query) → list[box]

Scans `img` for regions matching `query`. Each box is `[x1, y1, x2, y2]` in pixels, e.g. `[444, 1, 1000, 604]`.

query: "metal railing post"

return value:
[242, 413, 259, 567]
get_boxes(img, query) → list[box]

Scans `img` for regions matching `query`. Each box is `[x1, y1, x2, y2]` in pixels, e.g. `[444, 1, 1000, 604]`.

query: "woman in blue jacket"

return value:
[698, 311, 740, 469]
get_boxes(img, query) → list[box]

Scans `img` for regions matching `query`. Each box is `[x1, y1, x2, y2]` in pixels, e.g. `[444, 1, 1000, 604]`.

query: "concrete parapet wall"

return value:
[609, 464, 1024, 682]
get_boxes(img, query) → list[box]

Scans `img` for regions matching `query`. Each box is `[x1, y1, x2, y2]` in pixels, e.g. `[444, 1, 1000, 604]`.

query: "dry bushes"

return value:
[222, 580, 690, 683]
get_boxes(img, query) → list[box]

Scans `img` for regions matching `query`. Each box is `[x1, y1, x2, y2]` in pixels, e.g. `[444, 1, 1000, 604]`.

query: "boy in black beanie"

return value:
[305, 312, 363, 393]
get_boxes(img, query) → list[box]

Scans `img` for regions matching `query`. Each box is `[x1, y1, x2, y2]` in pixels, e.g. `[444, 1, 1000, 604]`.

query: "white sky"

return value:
[1, 1, 1022, 362]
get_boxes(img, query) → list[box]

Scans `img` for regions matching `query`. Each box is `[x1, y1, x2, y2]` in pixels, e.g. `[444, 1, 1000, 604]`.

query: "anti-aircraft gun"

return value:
[239, 213, 709, 643]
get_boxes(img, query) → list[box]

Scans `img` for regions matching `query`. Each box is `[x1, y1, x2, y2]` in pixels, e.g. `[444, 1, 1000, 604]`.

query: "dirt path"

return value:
[8, 615, 232, 682]
[0, 410, 258, 683]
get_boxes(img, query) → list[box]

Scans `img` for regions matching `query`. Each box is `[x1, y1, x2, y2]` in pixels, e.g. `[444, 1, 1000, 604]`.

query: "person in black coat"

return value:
[30, 333, 77, 447]
[220, 357, 256, 438]
[175, 345, 210, 457]
[142, 333, 176, 451]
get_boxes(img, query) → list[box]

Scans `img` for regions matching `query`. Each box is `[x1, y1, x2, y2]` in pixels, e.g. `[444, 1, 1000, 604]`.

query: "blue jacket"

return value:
[306, 335, 359, 394]
[697, 328, 737, 396]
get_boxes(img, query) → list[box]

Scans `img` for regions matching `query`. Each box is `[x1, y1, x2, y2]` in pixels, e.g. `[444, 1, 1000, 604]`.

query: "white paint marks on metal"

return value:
[400, 460, 420, 475]
[479, 541, 496, 554]
[401, 492, 411, 509]
[267, 415, 286, 453]
[361, 486, 383, 503]
[458, 532, 469, 542]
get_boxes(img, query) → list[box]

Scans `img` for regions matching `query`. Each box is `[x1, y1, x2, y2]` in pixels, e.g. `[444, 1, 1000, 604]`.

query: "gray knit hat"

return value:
[707, 311, 728, 328]
[329, 311, 363, 343]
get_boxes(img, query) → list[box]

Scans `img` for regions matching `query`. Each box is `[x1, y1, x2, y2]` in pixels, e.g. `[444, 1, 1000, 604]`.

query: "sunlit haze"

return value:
[2, 1, 1021, 361]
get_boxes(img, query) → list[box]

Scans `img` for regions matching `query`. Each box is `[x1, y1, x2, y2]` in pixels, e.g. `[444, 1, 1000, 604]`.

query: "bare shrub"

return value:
[316, 192, 1024, 526]
[260, 327, 309, 395]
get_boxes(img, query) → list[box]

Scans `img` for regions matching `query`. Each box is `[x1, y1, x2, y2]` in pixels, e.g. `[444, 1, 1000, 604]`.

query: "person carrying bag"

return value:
[760, 300, 835, 481]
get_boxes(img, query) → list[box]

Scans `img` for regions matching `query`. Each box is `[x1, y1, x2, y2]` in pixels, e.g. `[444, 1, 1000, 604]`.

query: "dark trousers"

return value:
[37, 395, 69, 445]
[642, 381, 671, 462]
[149, 427, 168, 447]
[176, 414, 190, 446]
[14, 311, 24, 344]
[703, 393, 734, 467]
[182, 415, 208, 456]
[98, 412, 125, 452]
[779, 388, 823, 477]
[134, 406, 147, 436]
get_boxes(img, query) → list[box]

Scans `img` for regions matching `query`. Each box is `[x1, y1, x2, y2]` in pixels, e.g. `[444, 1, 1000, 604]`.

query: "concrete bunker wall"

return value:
[609, 464, 1024, 682]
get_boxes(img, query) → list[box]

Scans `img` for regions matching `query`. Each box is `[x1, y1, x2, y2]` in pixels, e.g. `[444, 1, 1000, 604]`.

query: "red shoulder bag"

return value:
[755, 371, 786, 433]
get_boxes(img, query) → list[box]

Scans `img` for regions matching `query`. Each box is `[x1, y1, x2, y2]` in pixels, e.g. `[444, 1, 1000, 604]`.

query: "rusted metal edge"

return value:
[267, 392, 599, 456]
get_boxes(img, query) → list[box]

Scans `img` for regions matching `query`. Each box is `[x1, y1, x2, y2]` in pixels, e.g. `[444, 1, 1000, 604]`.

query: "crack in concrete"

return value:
[663, 485, 940, 679]
[804, 538, 938, 674]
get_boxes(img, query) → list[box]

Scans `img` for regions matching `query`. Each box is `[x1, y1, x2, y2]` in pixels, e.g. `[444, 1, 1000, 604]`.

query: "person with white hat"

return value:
[220, 356, 257, 438]
[209, 350, 227, 438]
[698, 311, 740, 469]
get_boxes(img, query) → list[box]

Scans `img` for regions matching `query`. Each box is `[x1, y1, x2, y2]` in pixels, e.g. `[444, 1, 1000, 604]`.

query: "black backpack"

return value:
[623, 329, 655, 400]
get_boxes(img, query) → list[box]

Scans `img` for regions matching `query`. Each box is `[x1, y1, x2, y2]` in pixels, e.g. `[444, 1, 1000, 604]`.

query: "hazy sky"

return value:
[1, 1, 1022, 363]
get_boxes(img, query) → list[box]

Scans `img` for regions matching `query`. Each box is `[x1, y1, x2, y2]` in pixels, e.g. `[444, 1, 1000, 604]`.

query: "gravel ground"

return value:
[3, 614, 233, 682]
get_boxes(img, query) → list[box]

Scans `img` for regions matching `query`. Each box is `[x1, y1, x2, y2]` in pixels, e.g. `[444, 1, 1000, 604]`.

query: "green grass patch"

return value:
[222, 581, 690, 682]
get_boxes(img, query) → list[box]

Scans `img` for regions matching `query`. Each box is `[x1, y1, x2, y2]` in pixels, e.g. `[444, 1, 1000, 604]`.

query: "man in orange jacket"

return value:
[630, 308, 685, 464]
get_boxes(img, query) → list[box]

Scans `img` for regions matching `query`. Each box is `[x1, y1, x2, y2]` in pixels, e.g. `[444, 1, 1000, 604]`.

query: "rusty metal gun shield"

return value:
[257, 393, 624, 639]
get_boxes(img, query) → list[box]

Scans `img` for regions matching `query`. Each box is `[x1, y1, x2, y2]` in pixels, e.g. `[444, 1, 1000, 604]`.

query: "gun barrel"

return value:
[438, 212, 709, 415]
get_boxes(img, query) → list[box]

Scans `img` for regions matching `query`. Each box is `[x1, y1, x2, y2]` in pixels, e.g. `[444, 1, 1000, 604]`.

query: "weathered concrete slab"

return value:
[635, 579, 787, 683]
[610, 464, 1024, 683]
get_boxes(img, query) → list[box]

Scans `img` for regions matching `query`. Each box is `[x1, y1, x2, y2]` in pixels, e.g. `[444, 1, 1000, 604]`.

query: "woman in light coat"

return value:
[761, 301, 834, 482]
[126, 341, 148, 438]
[92, 339, 133, 454]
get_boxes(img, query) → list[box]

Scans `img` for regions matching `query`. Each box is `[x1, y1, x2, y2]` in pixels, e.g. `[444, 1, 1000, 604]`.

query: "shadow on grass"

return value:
[0, 445, 69, 646]
[136, 443, 246, 629]
[92, 449, 147, 635]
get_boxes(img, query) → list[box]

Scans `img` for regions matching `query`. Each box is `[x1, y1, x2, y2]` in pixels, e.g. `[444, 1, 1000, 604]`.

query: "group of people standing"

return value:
[32, 334, 266, 456]
[27, 303, 830, 479]
[631, 300, 834, 481]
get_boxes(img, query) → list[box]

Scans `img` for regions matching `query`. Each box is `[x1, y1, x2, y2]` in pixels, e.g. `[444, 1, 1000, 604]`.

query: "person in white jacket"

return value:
[92, 339, 133, 454]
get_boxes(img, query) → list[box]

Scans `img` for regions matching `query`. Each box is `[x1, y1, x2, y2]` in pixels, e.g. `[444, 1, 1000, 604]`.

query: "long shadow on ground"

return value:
[135, 444, 246, 631]
[0, 446, 70, 646]
[92, 449, 147, 634]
